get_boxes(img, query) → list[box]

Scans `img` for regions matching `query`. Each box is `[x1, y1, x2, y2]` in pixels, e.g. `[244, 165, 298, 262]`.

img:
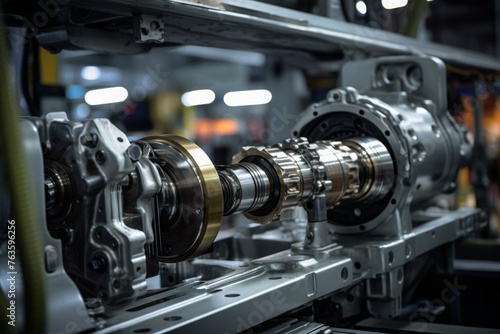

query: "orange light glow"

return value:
[195, 118, 239, 140]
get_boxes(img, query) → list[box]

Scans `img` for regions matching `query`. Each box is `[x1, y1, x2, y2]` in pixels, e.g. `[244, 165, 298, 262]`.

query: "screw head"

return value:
[81, 133, 99, 148]
[88, 257, 107, 272]
[127, 143, 143, 162]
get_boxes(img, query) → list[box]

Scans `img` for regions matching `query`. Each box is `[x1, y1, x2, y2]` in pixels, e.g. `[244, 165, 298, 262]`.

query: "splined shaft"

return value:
[217, 137, 394, 223]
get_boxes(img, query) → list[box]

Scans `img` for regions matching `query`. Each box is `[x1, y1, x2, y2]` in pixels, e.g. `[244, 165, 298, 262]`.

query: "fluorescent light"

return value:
[84, 87, 128, 106]
[223, 89, 272, 107]
[381, 0, 408, 9]
[181, 89, 216, 107]
[81, 66, 101, 80]
[356, 1, 367, 15]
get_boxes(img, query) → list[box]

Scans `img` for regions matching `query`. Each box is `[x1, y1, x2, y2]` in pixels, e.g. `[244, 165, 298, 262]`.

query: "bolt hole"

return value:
[117, 137, 124, 142]
[346, 294, 355, 302]
[164, 316, 182, 321]
[293, 131, 298, 137]
[133, 329, 151, 333]
[225, 293, 240, 298]
[313, 111, 318, 116]
[136, 267, 141, 273]
[359, 225, 366, 231]
[95, 150, 106, 164]
[305, 201, 314, 210]
[354, 262, 361, 269]
[359, 110, 365, 115]
[397, 269, 404, 283]
[209, 289, 222, 294]
[341, 267, 348, 281]
[391, 199, 397, 205]
[320, 122, 328, 130]
[406, 65, 423, 89]
[388, 251, 394, 265]
[333, 93, 340, 100]
[385, 130, 391, 136]
[95, 229, 102, 239]
[167, 275, 174, 283]
[416, 184, 421, 190]
[405, 245, 411, 258]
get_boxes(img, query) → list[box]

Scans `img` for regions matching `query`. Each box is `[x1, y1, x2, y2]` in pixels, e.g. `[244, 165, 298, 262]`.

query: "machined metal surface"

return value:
[231, 137, 394, 224]
[3, 119, 94, 333]
[142, 135, 224, 262]
[293, 57, 471, 236]
[95, 208, 485, 333]
[218, 162, 271, 215]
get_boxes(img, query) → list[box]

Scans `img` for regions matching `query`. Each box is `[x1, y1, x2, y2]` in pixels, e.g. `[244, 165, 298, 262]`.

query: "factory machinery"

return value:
[3, 54, 489, 333]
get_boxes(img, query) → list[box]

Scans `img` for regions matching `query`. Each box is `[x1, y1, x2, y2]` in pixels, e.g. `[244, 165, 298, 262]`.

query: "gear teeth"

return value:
[330, 143, 360, 199]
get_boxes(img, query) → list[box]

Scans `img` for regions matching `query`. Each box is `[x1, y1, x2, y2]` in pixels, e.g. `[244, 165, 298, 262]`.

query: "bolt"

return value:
[164, 245, 172, 254]
[127, 143, 143, 162]
[88, 257, 107, 272]
[307, 231, 314, 241]
[95, 150, 107, 164]
[44, 246, 58, 273]
[85, 298, 103, 310]
[150, 20, 160, 31]
[44, 177, 56, 208]
[81, 133, 99, 148]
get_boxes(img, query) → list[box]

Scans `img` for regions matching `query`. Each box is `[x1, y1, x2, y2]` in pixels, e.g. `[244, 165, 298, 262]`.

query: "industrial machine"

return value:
[3, 54, 487, 333]
[1, 1, 499, 333]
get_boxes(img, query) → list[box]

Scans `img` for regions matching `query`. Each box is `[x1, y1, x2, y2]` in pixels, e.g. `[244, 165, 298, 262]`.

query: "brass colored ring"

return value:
[142, 135, 223, 262]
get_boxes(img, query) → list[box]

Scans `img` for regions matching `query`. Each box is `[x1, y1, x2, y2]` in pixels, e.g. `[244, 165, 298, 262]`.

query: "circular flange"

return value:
[142, 135, 223, 262]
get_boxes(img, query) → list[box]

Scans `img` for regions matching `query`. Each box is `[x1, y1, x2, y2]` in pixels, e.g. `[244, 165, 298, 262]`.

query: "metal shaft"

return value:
[218, 137, 394, 223]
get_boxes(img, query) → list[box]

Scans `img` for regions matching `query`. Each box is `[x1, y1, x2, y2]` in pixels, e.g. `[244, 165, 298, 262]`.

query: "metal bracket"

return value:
[134, 15, 165, 43]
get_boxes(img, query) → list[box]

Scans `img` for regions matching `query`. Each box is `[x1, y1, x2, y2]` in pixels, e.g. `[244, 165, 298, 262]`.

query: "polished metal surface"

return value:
[142, 135, 224, 262]
[293, 56, 471, 236]
[217, 162, 271, 215]
[231, 137, 394, 224]
[342, 137, 394, 202]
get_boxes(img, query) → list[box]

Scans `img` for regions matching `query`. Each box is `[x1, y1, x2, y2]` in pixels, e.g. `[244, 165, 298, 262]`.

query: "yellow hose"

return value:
[0, 7, 46, 334]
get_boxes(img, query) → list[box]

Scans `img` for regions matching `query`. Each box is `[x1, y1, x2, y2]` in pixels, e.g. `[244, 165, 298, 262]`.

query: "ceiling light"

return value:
[84, 87, 128, 106]
[223, 89, 272, 107]
[381, 0, 408, 10]
[81, 66, 102, 81]
[181, 89, 216, 107]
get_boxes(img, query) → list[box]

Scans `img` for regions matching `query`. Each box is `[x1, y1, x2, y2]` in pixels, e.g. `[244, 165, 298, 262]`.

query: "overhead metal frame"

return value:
[65, 0, 500, 71]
